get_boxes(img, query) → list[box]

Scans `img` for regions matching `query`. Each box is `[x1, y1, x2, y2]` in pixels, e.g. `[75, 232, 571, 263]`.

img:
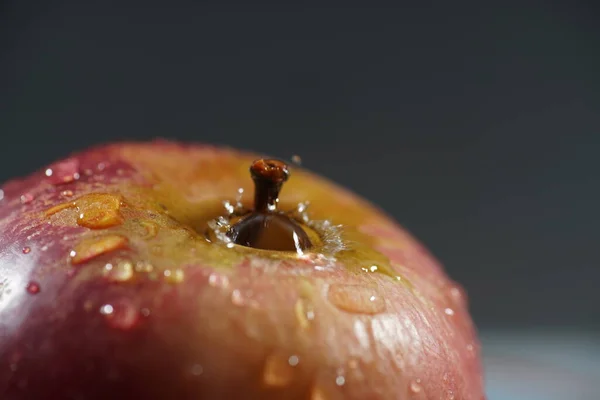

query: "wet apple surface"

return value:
[0, 141, 484, 399]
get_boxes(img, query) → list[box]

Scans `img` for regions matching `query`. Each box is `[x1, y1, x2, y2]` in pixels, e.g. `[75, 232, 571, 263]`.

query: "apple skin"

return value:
[0, 140, 484, 400]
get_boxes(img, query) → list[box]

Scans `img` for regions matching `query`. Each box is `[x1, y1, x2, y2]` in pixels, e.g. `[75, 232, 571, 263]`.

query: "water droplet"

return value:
[41, 245, 49, 251]
[76, 193, 123, 229]
[262, 354, 296, 387]
[140, 307, 151, 317]
[409, 379, 422, 393]
[327, 284, 386, 314]
[26, 281, 40, 295]
[100, 299, 139, 330]
[45, 159, 80, 185]
[294, 298, 315, 330]
[61, 190, 74, 197]
[291, 155, 302, 165]
[22, 247, 31, 254]
[105, 261, 134, 282]
[20, 193, 34, 204]
[335, 374, 346, 386]
[444, 308, 455, 316]
[446, 389, 455, 400]
[70, 235, 128, 265]
[163, 269, 184, 284]
[447, 284, 467, 307]
[288, 355, 300, 366]
[97, 162, 107, 171]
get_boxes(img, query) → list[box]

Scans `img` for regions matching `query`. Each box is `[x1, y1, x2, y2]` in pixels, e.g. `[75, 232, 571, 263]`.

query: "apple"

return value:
[0, 140, 484, 399]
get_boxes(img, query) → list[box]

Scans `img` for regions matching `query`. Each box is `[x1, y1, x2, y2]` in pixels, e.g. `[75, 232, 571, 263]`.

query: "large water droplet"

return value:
[327, 284, 386, 314]
[26, 281, 40, 295]
[22, 247, 31, 254]
[262, 354, 297, 387]
[76, 193, 123, 229]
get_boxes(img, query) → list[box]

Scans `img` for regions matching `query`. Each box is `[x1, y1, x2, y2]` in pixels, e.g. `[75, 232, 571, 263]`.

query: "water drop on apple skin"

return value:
[99, 299, 140, 330]
[20, 193, 34, 204]
[409, 379, 422, 393]
[25, 281, 40, 295]
[327, 284, 386, 315]
[22, 247, 31, 254]
[262, 353, 299, 387]
[44, 158, 80, 185]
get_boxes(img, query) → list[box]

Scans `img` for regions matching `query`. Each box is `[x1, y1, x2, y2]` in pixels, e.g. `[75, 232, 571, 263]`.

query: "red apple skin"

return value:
[0, 141, 485, 400]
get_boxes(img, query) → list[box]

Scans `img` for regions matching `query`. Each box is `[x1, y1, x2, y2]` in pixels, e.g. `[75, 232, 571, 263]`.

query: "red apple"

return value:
[0, 140, 484, 399]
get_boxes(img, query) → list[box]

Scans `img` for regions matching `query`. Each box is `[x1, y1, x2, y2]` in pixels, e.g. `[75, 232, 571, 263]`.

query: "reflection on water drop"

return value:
[100, 304, 114, 315]
[444, 308, 454, 316]
[26, 281, 40, 295]
[61, 190, 74, 197]
[327, 284, 386, 315]
[409, 379, 422, 393]
[262, 354, 296, 387]
[22, 247, 31, 254]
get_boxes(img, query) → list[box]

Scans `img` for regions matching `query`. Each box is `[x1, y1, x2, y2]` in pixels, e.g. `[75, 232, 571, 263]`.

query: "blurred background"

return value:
[1, 1, 599, 398]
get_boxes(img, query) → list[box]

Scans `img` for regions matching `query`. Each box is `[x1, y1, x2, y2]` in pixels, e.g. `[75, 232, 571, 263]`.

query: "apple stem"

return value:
[250, 159, 289, 213]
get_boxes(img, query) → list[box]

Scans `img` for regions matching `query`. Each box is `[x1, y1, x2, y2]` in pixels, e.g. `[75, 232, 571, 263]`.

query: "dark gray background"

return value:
[1, 0, 599, 332]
